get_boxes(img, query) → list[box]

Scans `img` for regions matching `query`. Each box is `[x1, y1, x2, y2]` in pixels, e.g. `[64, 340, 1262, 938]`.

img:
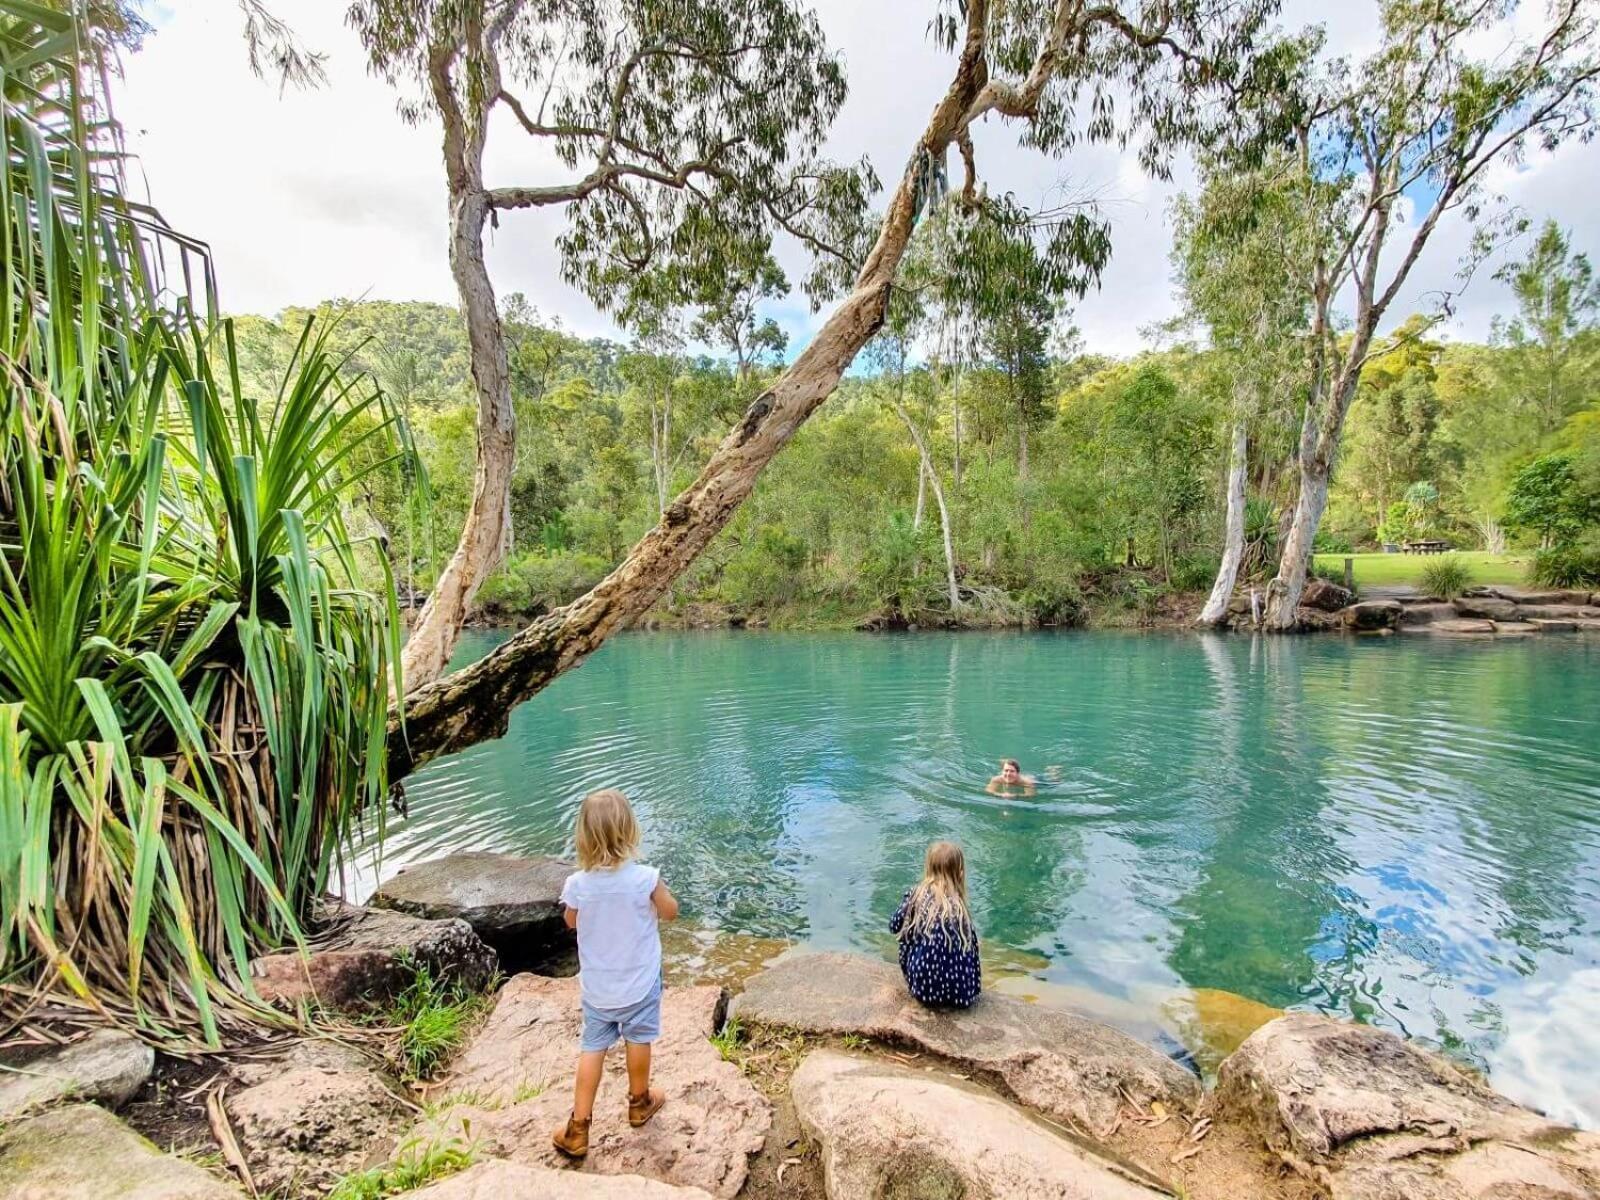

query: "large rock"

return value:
[1397, 602, 1458, 627]
[405, 1159, 714, 1198]
[1302, 578, 1355, 612]
[1215, 1012, 1600, 1200]
[1485, 586, 1591, 606]
[225, 1040, 408, 1196]
[1453, 597, 1520, 620]
[415, 974, 768, 1198]
[0, 1102, 242, 1199]
[729, 951, 1199, 1131]
[0, 1028, 153, 1120]
[369, 852, 573, 971]
[1529, 618, 1580, 633]
[793, 1050, 1169, 1200]
[251, 900, 496, 1009]
[1343, 601, 1401, 632]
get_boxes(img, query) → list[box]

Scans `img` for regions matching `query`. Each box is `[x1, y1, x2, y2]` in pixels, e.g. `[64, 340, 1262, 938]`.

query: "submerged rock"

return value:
[251, 900, 496, 1009]
[226, 1040, 408, 1196]
[1343, 600, 1402, 632]
[793, 1049, 1169, 1200]
[1423, 617, 1497, 635]
[404, 1159, 714, 1197]
[1215, 1012, 1600, 1199]
[368, 852, 573, 971]
[0, 1102, 242, 1199]
[730, 951, 1199, 1131]
[415, 974, 768, 1198]
[0, 1028, 153, 1120]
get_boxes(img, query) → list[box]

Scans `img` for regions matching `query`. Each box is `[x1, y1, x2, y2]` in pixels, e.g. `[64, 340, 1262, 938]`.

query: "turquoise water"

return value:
[364, 630, 1600, 1126]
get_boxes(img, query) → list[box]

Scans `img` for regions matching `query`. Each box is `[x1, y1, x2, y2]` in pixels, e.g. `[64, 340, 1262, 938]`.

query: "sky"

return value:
[116, 2, 1600, 358]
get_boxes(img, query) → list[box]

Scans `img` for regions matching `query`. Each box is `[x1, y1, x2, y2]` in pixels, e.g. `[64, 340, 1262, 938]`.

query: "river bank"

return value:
[5, 852, 1596, 1199]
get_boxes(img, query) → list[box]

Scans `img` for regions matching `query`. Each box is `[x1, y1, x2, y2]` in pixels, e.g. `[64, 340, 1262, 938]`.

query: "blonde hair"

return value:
[900, 841, 976, 951]
[575, 788, 641, 870]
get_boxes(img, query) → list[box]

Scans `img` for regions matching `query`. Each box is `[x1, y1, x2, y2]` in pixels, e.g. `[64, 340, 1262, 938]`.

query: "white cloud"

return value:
[118, 2, 1600, 356]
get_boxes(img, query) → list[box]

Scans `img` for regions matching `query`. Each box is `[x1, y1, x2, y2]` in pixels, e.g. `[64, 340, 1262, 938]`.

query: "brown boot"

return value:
[628, 1087, 666, 1128]
[552, 1113, 591, 1158]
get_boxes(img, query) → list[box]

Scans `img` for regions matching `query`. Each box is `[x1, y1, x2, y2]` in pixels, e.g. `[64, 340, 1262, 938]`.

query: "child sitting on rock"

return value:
[552, 788, 680, 1159]
[890, 840, 981, 1009]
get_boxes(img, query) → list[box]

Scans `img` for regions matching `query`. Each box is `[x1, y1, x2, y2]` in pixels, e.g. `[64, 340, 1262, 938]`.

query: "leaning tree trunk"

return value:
[913, 461, 928, 531]
[1197, 419, 1249, 627]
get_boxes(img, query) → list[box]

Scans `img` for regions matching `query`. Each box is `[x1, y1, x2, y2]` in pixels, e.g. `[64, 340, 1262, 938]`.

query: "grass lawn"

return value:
[1313, 551, 1532, 590]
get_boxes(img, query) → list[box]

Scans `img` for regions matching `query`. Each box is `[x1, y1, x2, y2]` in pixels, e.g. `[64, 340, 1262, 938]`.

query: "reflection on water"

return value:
[356, 629, 1600, 1127]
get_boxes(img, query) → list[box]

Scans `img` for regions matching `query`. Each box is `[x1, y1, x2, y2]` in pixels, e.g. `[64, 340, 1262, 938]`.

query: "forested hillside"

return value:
[232, 218, 1600, 629]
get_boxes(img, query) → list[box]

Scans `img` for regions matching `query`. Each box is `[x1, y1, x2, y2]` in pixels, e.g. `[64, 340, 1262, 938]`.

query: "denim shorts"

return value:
[580, 976, 663, 1052]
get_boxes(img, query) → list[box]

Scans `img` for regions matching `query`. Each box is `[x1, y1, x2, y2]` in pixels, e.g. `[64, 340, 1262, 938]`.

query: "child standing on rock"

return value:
[552, 788, 680, 1159]
[890, 841, 982, 1009]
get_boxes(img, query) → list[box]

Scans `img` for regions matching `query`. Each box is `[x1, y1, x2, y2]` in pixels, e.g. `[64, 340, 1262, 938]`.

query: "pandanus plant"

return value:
[0, 2, 405, 1046]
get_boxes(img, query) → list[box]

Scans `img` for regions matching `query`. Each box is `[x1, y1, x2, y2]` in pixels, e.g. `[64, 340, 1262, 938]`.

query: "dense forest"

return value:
[232, 216, 1600, 631]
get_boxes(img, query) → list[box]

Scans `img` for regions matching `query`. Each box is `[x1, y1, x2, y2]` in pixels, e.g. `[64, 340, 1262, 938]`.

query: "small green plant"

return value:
[709, 1019, 745, 1062]
[511, 1078, 547, 1104]
[325, 1138, 474, 1200]
[1421, 555, 1471, 600]
[422, 1088, 500, 1118]
[841, 1033, 867, 1051]
[378, 963, 489, 1081]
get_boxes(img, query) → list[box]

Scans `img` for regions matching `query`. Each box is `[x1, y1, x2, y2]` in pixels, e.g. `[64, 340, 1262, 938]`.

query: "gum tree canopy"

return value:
[374, 0, 1282, 779]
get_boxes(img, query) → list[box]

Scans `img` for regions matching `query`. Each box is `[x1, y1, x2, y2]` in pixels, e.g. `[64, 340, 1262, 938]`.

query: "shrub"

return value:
[1312, 530, 1353, 555]
[1310, 559, 1349, 587]
[1420, 555, 1471, 600]
[1169, 553, 1221, 593]
[379, 963, 491, 1081]
[1530, 535, 1600, 588]
[720, 524, 811, 608]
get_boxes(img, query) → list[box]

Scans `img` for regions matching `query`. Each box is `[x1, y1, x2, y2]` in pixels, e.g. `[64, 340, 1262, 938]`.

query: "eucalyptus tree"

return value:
[690, 254, 791, 390]
[349, 0, 861, 686]
[1174, 158, 1312, 626]
[1258, 0, 1600, 629]
[388, 0, 1282, 777]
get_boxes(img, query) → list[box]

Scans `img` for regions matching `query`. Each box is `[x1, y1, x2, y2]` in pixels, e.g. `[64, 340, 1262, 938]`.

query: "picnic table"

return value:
[1402, 539, 1452, 555]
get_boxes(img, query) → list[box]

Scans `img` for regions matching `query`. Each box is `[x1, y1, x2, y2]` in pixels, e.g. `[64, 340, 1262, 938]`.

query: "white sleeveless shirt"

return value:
[559, 861, 662, 1009]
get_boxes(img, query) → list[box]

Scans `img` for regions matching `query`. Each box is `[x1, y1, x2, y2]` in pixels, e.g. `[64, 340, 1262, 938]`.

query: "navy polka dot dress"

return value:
[890, 889, 981, 1009]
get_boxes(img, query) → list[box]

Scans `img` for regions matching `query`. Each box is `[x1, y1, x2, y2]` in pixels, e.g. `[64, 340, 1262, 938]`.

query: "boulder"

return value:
[0, 1102, 242, 1199]
[404, 1159, 714, 1198]
[1215, 1013, 1600, 1200]
[729, 952, 1199, 1131]
[414, 974, 768, 1199]
[1343, 601, 1402, 632]
[1397, 602, 1458, 627]
[369, 852, 573, 971]
[1517, 603, 1600, 621]
[792, 1050, 1169, 1200]
[251, 900, 496, 1009]
[1487, 586, 1590, 606]
[1452, 597, 1520, 621]
[1302, 578, 1355, 612]
[1422, 618, 1496, 636]
[0, 1028, 153, 1120]
[225, 1040, 408, 1196]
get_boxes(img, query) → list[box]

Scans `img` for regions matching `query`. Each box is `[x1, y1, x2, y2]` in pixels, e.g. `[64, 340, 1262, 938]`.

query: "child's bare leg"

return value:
[572, 1049, 606, 1121]
[624, 1041, 651, 1098]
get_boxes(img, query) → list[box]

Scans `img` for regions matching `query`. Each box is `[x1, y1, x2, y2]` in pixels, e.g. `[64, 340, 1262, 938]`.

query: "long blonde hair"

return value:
[575, 788, 641, 869]
[901, 841, 976, 950]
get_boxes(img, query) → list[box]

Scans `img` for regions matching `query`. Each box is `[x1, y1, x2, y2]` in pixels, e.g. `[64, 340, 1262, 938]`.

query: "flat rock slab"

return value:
[0, 1102, 242, 1199]
[1453, 597, 1520, 620]
[1491, 621, 1539, 635]
[226, 1040, 408, 1196]
[1483, 586, 1592, 606]
[417, 974, 768, 1198]
[1515, 604, 1600, 621]
[1215, 1013, 1599, 1199]
[369, 852, 573, 971]
[729, 951, 1199, 1131]
[405, 1159, 714, 1197]
[0, 1028, 153, 1120]
[1422, 617, 1497, 635]
[793, 1050, 1169, 1200]
[1530, 618, 1580, 632]
[251, 900, 496, 1009]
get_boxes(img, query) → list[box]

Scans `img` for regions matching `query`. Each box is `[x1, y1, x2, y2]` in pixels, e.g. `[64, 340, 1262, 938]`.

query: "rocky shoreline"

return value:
[4, 851, 1596, 1199]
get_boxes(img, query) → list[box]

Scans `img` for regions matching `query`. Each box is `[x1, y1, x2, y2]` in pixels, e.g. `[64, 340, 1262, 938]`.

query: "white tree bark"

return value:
[894, 401, 961, 612]
[1197, 418, 1248, 627]
[913, 460, 928, 531]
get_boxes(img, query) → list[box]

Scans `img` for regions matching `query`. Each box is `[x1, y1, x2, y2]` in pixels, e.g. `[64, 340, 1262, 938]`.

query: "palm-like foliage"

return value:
[0, 2, 402, 1046]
